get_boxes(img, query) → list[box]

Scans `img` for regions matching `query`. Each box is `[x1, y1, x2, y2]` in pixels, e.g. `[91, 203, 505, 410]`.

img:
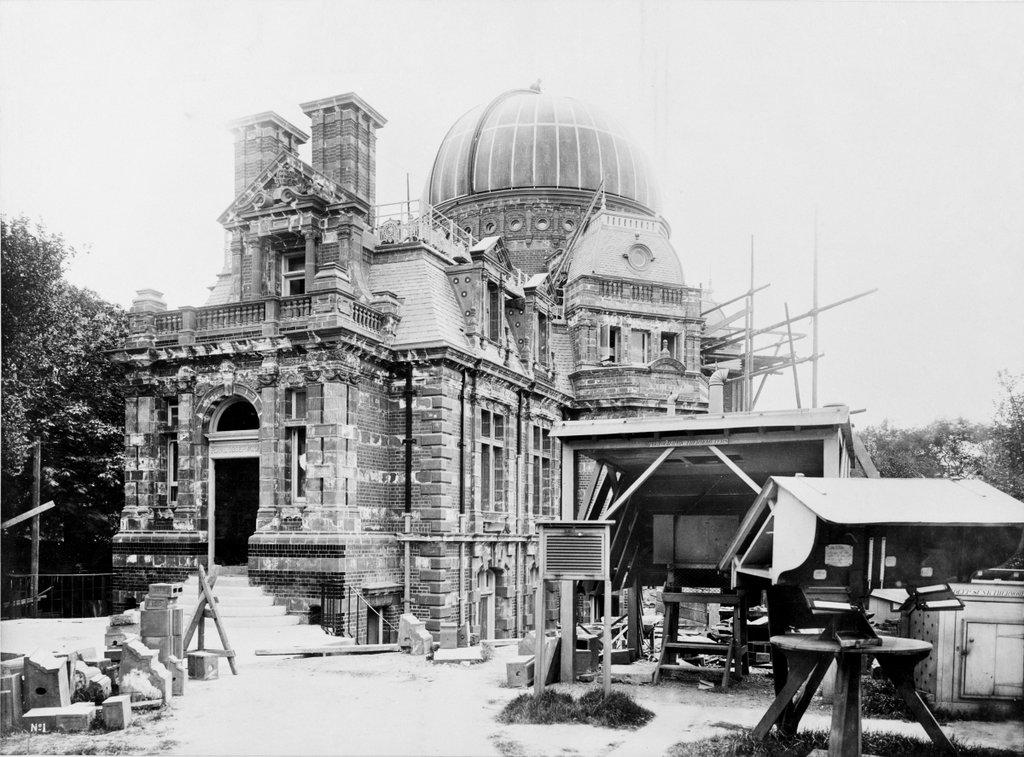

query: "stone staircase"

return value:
[178, 568, 299, 627]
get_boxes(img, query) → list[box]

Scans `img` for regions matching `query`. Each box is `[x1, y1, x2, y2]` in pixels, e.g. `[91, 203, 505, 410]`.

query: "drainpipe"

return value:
[403, 365, 414, 514]
[458, 368, 468, 625]
[459, 369, 467, 517]
[709, 369, 729, 414]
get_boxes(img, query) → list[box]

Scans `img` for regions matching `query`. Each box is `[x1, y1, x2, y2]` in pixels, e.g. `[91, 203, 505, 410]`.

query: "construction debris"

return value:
[101, 694, 132, 729]
[24, 651, 70, 709]
[397, 614, 434, 655]
[432, 647, 484, 664]
[254, 643, 399, 657]
[187, 651, 219, 680]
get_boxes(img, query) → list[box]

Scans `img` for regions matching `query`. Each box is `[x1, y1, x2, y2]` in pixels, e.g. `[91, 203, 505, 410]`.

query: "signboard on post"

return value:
[535, 521, 612, 697]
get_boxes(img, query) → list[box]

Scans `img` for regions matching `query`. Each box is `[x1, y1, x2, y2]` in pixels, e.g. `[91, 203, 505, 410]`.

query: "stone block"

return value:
[1, 673, 23, 735]
[457, 622, 470, 648]
[147, 582, 183, 599]
[142, 636, 171, 663]
[141, 608, 172, 637]
[167, 656, 186, 696]
[411, 628, 434, 656]
[170, 607, 185, 636]
[432, 647, 484, 664]
[105, 648, 122, 663]
[145, 596, 170, 609]
[506, 655, 534, 687]
[397, 613, 425, 651]
[55, 702, 96, 732]
[187, 651, 219, 680]
[23, 706, 61, 734]
[109, 610, 140, 626]
[24, 652, 70, 709]
[101, 695, 132, 730]
[439, 622, 459, 650]
[119, 640, 172, 701]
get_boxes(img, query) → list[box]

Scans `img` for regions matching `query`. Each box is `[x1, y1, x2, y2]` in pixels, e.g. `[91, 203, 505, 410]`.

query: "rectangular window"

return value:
[487, 284, 501, 342]
[286, 387, 307, 420]
[600, 325, 623, 363]
[166, 400, 179, 428]
[536, 312, 549, 365]
[480, 409, 505, 511]
[531, 425, 553, 517]
[630, 329, 651, 363]
[167, 440, 179, 505]
[282, 254, 306, 296]
[290, 427, 307, 501]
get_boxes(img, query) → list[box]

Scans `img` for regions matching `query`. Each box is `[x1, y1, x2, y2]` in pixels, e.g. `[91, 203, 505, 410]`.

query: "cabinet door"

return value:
[962, 621, 1024, 698]
[993, 624, 1024, 698]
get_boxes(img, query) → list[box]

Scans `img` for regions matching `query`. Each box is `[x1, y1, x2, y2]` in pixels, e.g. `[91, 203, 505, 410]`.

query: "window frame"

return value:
[289, 426, 307, 502]
[480, 409, 506, 511]
[166, 438, 179, 505]
[281, 253, 306, 297]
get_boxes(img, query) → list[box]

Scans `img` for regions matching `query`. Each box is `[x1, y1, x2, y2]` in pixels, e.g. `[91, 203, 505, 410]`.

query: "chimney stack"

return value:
[228, 112, 309, 195]
[300, 93, 386, 209]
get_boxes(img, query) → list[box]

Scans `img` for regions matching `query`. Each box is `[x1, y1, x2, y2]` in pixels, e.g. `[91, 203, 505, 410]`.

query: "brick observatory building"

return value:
[113, 86, 715, 641]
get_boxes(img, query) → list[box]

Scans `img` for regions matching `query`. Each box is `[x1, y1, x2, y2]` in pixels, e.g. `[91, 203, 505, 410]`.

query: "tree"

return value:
[1, 215, 128, 572]
[861, 418, 989, 480]
[861, 377, 1024, 574]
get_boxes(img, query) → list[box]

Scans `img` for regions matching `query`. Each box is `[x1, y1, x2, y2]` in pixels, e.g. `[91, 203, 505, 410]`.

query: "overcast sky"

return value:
[2, 0, 1022, 429]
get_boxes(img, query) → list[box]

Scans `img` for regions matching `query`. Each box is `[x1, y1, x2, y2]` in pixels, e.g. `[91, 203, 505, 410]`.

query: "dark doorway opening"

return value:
[214, 457, 259, 566]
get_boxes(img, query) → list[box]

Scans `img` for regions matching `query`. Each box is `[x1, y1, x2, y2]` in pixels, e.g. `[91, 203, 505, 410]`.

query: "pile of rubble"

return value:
[1, 582, 221, 736]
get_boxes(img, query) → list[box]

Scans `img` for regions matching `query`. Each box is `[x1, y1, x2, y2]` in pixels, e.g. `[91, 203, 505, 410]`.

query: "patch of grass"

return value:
[667, 728, 1020, 757]
[860, 677, 914, 720]
[497, 688, 654, 730]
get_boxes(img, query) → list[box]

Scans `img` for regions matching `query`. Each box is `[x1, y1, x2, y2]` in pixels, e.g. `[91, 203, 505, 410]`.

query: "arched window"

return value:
[213, 397, 259, 432]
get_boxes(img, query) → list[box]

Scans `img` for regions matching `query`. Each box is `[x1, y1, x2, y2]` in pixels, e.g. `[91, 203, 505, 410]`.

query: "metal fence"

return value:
[319, 580, 351, 638]
[1, 572, 112, 619]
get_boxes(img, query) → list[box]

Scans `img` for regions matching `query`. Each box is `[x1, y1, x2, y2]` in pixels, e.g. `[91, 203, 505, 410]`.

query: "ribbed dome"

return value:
[425, 89, 660, 213]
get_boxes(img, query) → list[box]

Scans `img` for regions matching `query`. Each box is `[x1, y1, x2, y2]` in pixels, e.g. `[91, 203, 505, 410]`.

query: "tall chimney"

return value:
[300, 93, 387, 208]
[228, 112, 309, 196]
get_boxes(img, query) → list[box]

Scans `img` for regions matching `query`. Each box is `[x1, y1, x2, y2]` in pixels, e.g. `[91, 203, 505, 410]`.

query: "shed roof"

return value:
[554, 405, 850, 440]
[772, 476, 1024, 525]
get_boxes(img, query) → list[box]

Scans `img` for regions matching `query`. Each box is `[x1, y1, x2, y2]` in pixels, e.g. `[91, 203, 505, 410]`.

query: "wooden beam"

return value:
[707, 445, 760, 494]
[1, 500, 54, 530]
[604, 446, 676, 519]
[571, 429, 831, 451]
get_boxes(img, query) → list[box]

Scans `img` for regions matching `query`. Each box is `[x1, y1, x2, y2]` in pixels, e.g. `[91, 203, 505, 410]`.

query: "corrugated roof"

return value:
[773, 476, 1024, 525]
[369, 253, 470, 349]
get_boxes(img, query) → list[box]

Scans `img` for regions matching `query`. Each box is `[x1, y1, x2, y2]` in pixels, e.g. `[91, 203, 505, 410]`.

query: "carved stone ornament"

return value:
[219, 360, 236, 394]
[257, 355, 279, 388]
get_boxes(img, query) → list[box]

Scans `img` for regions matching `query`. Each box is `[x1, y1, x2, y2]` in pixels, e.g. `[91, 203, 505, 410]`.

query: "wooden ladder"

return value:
[653, 588, 746, 688]
[182, 564, 238, 674]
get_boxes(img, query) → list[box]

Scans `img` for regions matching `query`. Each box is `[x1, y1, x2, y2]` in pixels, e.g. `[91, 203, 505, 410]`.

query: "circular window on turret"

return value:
[625, 244, 653, 271]
[563, 218, 575, 232]
[508, 218, 523, 232]
[484, 220, 497, 234]
[535, 218, 550, 231]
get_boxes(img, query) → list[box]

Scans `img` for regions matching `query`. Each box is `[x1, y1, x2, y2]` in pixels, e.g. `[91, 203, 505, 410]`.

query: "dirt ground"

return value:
[2, 618, 1022, 756]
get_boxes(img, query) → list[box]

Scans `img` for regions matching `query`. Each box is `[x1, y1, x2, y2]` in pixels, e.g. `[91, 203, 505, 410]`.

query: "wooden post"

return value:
[559, 445, 576, 685]
[627, 576, 641, 661]
[31, 439, 41, 619]
[603, 579, 612, 696]
[534, 578, 545, 697]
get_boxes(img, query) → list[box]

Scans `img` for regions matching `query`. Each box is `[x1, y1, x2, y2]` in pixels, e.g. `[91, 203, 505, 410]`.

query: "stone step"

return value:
[177, 602, 288, 618]
[177, 593, 275, 607]
[183, 575, 252, 588]
[181, 584, 267, 598]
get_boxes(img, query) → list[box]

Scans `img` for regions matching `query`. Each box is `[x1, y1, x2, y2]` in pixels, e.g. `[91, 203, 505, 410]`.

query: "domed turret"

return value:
[425, 88, 660, 215]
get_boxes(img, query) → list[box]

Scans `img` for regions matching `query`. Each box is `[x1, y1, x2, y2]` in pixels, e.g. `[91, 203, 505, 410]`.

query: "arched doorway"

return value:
[207, 396, 260, 566]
